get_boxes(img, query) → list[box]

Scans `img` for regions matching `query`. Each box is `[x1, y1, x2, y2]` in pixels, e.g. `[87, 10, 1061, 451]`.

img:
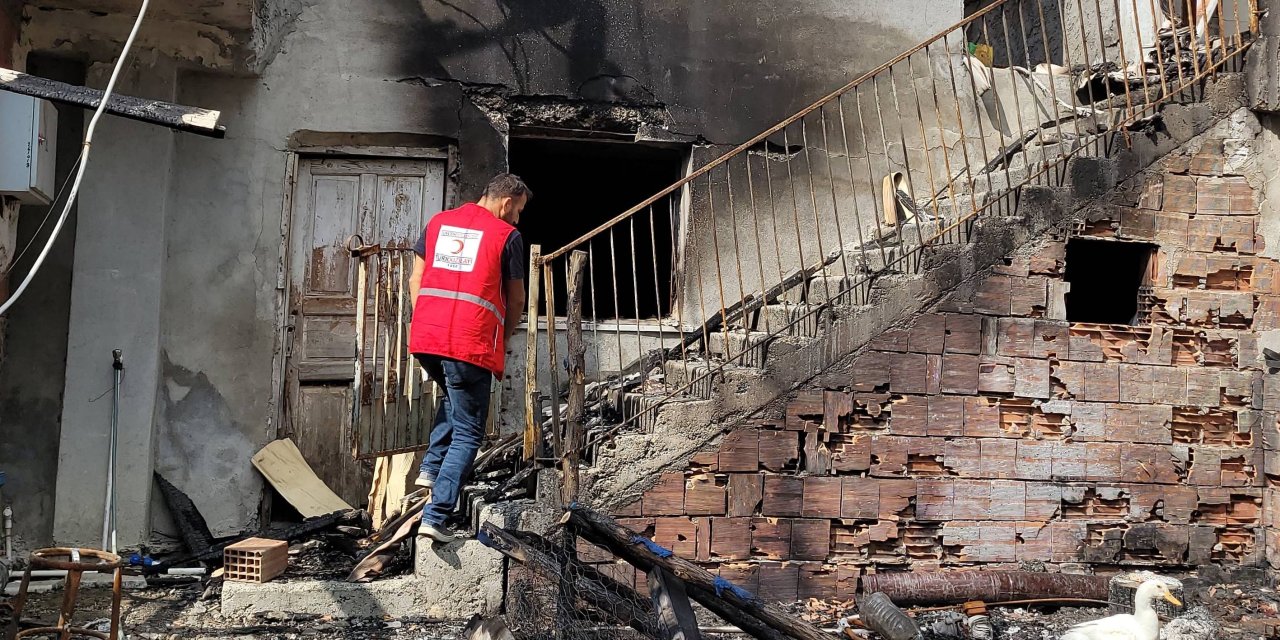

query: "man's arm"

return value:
[409, 254, 426, 302]
[505, 279, 526, 344]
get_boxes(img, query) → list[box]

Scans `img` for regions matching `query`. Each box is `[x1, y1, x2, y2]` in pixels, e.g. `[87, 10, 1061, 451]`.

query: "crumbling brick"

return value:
[695, 517, 712, 561]
[686, 474, 728, 515]
[830, 434, 871, 472]
[751, 518, 793, 560]
[762, 476, 804, 516]
[710, 517, 751, 560]
[796, 563, 838, 600]
[870, 435, 909, 476]
[1024, 483, 1063, 520]
[719, 428, 760, 472]
[890, 395, 928, 436]
[756, 562, 799, 602]
[975, 274, 1013, 316]
[941, 354, 980, 395]
[653, 518, 698, 558]
[908, 314, 947, 354]
[978, 357, 1016, 394]
[963, 396, 1003, 438]
[1014, 357, 1052, 399]
[1011, 276, 1049, 317]
[878, 479, 917, 520]
[727, 474, 763, 517]
[642, 473, 686, 516]
[802, 477, 842, 518]
[889, 352, 930, 394]
[927, 396, 965, 437]
[759, 430, 800, 471]
[823, 390, 853, 432]
[981, 439, 1019, 479]
[944, 313, 983, 354]
[791, 520, 832, 561]
[1163, 174, 1198, 213]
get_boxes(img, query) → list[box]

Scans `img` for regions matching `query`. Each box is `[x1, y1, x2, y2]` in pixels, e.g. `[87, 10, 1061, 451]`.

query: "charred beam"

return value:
[0, 68, 226, 138]
[477, 523, 662, 640]
[568, 505, 827, 640]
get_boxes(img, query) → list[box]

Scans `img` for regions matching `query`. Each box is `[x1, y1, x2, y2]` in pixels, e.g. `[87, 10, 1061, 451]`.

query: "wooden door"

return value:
[284, 156, 446, 507]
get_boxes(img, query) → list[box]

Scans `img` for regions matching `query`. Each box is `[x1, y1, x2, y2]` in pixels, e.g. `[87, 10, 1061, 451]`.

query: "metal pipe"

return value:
[3, 505, 12, 562]
[861, 571, 1110, 606]
[102, 349, 122, 555]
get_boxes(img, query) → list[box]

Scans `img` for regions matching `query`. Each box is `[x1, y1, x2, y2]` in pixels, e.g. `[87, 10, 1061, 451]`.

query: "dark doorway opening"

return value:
[1064, 238, 1156, 324]
[509, 136, 685, 320]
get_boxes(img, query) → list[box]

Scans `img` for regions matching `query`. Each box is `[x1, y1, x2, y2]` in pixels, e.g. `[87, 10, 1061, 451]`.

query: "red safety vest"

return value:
[409, 203, 516, 377]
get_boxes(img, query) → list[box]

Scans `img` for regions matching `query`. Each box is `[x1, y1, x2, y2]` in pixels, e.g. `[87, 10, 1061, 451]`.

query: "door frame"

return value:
[268, 142, 458, 446]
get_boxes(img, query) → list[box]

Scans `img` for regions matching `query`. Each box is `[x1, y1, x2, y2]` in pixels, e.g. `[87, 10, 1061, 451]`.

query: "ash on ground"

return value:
[1, 580, 463, 640]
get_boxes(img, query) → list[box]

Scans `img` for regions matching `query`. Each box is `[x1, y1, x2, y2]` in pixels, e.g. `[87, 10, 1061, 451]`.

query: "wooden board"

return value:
[252, 438, 354, 517]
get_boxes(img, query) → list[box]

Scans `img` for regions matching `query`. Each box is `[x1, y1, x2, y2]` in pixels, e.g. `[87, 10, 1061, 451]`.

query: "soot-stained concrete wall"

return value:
[0, 54, 82, 554]
[23, 0, 965, 542]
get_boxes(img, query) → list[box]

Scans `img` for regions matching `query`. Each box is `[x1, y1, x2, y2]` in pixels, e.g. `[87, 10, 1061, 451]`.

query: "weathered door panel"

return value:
[285, 155, 445, 506]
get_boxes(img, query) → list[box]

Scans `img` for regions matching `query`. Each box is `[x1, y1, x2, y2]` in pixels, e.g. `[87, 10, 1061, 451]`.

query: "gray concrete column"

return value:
[53, 60, 176, 548]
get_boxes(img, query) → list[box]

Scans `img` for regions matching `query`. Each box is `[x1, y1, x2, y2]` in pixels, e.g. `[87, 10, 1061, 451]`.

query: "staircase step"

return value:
[757, 303, 822, 338]
[705, 329, 770, 368]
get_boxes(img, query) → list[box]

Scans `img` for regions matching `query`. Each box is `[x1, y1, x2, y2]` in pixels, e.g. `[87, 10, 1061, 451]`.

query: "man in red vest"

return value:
[408, 173, 529, 543]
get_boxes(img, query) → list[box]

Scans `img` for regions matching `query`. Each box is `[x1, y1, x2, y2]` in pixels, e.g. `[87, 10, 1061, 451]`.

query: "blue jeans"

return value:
[416, 355, 493, 527]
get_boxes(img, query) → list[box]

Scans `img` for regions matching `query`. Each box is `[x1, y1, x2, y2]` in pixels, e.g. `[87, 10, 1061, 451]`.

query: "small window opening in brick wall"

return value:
[509, 135, 685, 319]
[1064, 238, 1157, 324]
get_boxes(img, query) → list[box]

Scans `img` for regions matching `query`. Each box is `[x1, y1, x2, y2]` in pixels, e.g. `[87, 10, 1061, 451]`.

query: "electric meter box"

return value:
[0, 92, 58, 205]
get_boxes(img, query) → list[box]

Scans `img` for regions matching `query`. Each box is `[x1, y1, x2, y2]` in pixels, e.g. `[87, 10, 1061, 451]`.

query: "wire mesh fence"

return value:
[496, 523, 663, 640]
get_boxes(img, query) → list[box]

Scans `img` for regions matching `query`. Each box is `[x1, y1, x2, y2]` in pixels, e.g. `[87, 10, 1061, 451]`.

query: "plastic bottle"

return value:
[858, 592, 921, 640]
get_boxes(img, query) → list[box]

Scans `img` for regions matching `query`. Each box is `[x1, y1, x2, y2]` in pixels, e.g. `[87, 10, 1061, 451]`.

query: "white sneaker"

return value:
[414, 473, 435, 489]
[418, 521, 456, 544]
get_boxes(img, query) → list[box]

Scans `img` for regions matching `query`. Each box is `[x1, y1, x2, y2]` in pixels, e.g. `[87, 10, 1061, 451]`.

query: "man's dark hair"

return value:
[484, 173, 532, 201]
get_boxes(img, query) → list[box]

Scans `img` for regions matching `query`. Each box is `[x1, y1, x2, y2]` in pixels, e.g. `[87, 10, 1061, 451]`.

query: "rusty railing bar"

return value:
[834, 95, 873, 272]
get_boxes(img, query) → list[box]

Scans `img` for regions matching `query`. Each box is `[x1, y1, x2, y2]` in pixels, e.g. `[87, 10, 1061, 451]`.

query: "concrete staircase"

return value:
[576, 73, 1252, 513]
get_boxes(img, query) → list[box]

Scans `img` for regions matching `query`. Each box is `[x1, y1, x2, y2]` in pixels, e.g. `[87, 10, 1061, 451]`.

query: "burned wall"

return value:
[17, 0, 969, 544]
[596, 110, 1279, 601]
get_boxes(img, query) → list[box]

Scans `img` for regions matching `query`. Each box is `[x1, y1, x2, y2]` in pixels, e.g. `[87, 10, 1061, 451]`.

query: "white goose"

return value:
[1061, 580, 1182, 640]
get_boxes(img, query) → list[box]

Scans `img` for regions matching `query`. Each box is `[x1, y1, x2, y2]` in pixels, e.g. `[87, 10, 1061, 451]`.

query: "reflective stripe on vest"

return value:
[420, 287, 505, 325]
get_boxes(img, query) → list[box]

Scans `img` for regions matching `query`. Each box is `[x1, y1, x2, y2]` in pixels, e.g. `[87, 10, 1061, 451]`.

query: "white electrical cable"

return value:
[0, 0, 151, 317]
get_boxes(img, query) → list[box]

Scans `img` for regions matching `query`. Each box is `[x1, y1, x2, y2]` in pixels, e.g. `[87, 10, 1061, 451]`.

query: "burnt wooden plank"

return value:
[0, 66, 226, 137]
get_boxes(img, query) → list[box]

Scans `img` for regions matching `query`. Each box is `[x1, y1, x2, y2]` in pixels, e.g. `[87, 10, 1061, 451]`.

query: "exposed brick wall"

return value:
[598, 122, 1279, 602]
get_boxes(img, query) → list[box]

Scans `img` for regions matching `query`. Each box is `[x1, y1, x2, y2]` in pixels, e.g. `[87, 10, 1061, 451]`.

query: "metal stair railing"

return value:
[524, 0, 1260, 473]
